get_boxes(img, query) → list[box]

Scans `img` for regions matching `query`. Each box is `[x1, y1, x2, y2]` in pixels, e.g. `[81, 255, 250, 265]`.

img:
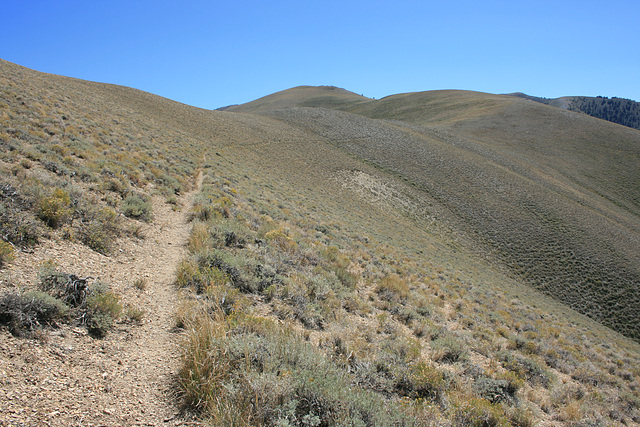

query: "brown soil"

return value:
[0, 175, 204, 426]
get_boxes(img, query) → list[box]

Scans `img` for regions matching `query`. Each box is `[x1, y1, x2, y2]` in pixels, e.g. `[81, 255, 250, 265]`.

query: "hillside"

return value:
[509, 92, 640, 130]
[246, 87, 640, 341]
[1, 60, 640, 426]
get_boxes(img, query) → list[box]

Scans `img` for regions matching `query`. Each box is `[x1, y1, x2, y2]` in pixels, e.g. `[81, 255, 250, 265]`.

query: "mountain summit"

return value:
[220, 85, 370, 113]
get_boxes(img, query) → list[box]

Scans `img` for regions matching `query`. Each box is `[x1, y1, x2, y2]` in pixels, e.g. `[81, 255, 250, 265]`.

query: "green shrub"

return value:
[125, 305, 145, 323]
[571, 363, 611, 387]
[432, 334, 467, 363]
[474, 376, 519, 405]
[121, 194, 153, 222]
[81, 221, 113, 254]
[195, 248, 261, 293]
[406, 361, 448, 402]
[179, 312, 413, 425]
[333, 265, 358, 289]
[37, 188, 71, 228]
[211, 220, 252, 249]
[86, 285, 122, 337]
[87, 311, 114, 338]
[102, 177, 128, 197]
[0, 291, 69, 334]
[189, 196, 231, 222]
[499, 352, 553, 388]
[175, 257, 229, 294]
[376, 275, 409, 303]
[0, 241, 15, 267]
[0, 203, 42, 247]
[451, 397, 510, 427]
[77, 206, 120, 254]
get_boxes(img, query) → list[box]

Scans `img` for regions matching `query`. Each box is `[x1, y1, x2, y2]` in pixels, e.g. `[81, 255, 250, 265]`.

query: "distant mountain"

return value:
[509, 92, 640, 130]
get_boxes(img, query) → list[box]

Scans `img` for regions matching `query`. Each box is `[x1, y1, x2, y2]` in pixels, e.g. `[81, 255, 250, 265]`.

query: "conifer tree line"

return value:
[568, 96, 640, 130]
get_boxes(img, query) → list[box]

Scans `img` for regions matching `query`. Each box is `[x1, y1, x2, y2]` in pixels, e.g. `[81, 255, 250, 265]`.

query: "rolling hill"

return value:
[1, 59, 640, 425]
[229, 85, 640, 341]
[219, 85, 370, 113]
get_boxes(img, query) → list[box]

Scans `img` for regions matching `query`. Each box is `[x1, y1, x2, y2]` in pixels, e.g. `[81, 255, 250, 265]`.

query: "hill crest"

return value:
[219, 85, 370, 113]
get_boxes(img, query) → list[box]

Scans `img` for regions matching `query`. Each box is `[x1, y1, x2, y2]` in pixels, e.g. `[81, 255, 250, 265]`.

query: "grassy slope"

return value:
[2, 60, 640, 424]
[182, 108, 640, 424]
[238, 88, 640, 340]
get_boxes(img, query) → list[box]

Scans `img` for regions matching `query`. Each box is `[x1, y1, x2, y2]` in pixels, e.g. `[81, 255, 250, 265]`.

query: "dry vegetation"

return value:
[173, 164, 640, 425]
[1, 60, 640, 426]
[255, 94, 640, 341]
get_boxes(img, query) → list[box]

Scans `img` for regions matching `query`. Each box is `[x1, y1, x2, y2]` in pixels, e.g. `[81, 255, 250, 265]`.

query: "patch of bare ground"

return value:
[0, 175, 204, 426]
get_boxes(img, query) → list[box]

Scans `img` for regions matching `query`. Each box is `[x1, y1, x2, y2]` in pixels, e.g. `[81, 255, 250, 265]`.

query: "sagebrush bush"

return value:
[86, 285, 122, 337]
[0, 241, 15, 267]
[133, 278, 147, 291]
[102, 177, 128, 197]
[194, 248, 261, 293]
[37, 188, 71, 228]
[499, 351, 553, 387]
[121, 194, 152, 222]
[0, 291, 69, 334]
[451, 397, 510, 427]
[189, 196, 232, 222]
[175, 257, 229, 294]
[376, 275, 410, 303]
[406, 361, 448, 402]
[178, 311, 413, 426]
[125, 305, 145, 323]
[210, 219, 252, 249]
[474, 376, 518, 405]
[77, 206, 120, 254]
[432, 334, 468, 363]
[0, 203, 42, 247]
[264, 226, 297, 252]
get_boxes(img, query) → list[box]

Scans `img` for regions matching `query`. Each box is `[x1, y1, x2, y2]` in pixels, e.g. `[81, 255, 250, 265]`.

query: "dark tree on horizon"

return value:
[568, 96, 640, 130]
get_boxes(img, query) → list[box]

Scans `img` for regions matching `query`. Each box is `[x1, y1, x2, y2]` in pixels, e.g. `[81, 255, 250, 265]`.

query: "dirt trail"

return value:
[0, 175, 204, 426]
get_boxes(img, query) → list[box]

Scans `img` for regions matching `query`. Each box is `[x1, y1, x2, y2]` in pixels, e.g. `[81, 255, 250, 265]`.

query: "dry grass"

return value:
[257, 91, 640, 341]
[173, 167, 640, 425]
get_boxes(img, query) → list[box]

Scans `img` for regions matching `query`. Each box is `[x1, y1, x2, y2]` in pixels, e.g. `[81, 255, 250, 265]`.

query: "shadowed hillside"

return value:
[2, 62, 640, 425]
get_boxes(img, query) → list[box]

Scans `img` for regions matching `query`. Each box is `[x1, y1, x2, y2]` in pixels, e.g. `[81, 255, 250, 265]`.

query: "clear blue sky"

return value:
[2, 0, 639, 109]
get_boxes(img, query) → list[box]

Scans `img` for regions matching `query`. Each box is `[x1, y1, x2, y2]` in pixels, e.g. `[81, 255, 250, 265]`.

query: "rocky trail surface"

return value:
[0, 176, 204, 426]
